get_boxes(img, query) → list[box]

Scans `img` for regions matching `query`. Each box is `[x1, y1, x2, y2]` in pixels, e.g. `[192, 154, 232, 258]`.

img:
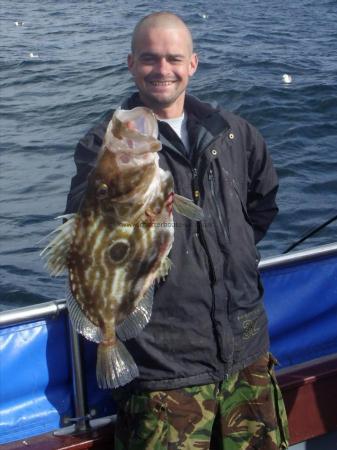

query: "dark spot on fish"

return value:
[109, 241, 129, 263]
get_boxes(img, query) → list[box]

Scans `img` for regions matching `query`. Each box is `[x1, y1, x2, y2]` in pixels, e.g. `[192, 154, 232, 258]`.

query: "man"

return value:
[65, 11, 289, 450]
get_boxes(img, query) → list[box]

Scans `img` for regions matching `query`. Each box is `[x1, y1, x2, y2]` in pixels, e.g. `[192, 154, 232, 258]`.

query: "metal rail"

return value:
[0, 298, 66, 327]
[259, 241, 337, 270]
[67, 319, 90, 432]
[1, 242, 336, 328]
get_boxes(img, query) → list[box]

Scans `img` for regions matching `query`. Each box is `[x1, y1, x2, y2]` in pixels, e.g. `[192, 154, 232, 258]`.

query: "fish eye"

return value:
[96, 183, 109, 199]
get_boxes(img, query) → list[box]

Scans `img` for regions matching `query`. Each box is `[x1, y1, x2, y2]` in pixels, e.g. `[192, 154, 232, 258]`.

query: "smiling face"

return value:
[128, 18, 198, 118]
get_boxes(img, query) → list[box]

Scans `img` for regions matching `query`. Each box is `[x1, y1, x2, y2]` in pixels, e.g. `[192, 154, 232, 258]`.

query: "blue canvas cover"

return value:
[0, 314, 73, 443]
[262, 252, 337, 367]
[0, 313, 115, 444]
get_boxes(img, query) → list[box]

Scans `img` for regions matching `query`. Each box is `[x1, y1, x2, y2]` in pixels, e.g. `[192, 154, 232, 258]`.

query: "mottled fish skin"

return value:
[68, 171, 174, 330]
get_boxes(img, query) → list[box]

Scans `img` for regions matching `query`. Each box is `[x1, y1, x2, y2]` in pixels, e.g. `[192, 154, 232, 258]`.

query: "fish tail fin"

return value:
[174, 194, 204, 221]
[116, 284, 154, 341]
[96, 341, 139, 389]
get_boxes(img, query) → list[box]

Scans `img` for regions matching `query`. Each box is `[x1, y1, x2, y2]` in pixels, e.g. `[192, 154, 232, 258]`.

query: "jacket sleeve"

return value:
[64, 112, 112, 214]
[246, 124, 279, 243]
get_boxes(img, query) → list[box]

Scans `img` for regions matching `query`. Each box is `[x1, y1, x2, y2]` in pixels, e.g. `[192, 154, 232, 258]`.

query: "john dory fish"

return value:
[41, 107, 203, 389]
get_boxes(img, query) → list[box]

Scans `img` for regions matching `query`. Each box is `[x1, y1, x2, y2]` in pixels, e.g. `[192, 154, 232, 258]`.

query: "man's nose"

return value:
[154, 57, 170, 74]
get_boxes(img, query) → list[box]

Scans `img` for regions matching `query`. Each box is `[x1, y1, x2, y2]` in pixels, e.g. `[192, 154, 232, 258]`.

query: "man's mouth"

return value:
[148, 80, 175, 86]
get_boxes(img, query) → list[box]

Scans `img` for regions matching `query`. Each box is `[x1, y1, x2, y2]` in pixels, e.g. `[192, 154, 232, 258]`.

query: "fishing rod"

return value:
[283, 212, 337, 254]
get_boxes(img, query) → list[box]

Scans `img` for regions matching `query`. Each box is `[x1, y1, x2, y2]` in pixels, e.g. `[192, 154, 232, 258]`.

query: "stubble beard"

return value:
[138, 85, 186, 112]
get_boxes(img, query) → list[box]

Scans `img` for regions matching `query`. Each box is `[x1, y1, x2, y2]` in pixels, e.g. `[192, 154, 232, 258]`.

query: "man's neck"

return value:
[155, 107, 184, 119]
[139, 95, 185, 119]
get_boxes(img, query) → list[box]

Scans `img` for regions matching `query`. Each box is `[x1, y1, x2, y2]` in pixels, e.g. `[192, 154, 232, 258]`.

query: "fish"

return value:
[41, 106, 203, 389]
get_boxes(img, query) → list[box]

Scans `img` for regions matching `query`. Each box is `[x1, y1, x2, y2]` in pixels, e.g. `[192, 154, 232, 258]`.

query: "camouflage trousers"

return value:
[114, 353, 289, 449]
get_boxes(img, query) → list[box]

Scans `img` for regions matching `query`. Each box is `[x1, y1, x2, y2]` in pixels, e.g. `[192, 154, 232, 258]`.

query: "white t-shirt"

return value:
[158, 112, 190, 152]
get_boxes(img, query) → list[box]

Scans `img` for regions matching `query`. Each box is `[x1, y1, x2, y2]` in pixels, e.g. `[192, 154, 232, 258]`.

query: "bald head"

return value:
[131, 12, 194, 55]
[128, 12, 198, 118]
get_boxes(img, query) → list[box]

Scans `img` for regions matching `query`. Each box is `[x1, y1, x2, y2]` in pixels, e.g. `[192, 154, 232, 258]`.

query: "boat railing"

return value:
[259, 241, 337, 269]
[2, 241, 337, 327]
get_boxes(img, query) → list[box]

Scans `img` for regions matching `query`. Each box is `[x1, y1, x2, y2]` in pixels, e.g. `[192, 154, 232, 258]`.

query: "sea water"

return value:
[1, 0, 337, 309]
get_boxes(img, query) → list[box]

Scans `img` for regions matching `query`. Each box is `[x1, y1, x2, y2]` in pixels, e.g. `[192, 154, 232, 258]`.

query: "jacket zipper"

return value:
[192, 144, 234, 372]
[191, 166, 216, 286]
[208, 168, 230, 242]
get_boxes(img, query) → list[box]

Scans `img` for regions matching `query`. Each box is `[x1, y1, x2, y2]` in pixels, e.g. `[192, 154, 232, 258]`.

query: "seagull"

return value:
[282, 74, 293, 84]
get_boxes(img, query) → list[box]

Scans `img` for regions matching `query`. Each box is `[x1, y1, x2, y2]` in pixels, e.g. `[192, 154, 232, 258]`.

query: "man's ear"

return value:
[127, 53, 134, 72]
[189, 53, 198, 77]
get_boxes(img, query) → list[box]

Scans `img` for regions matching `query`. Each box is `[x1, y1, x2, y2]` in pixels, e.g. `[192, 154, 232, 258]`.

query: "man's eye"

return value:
[140, 56, 156, 63]
[168, 57, 184, 63]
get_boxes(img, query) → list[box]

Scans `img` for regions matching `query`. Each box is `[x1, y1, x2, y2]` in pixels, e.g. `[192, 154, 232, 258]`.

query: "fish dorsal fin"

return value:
[66, 281, 103, 343]
[116, 284, 154, 341]
[40, 214, 76, 276]
[174, 194, 204, 220]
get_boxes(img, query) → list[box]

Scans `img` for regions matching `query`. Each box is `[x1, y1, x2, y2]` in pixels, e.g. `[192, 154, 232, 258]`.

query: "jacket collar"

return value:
[121, 92, 230, 138]
[121, 93, 230, 159]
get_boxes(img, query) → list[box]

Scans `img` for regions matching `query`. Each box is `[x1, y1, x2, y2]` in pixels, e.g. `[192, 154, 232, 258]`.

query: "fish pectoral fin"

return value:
[96, 340, 139, 389]
[116, 284, 154, 341]
[173, 194, 204, 221]
[66, 282, 103, 343]
[156, 257, 172, 281]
